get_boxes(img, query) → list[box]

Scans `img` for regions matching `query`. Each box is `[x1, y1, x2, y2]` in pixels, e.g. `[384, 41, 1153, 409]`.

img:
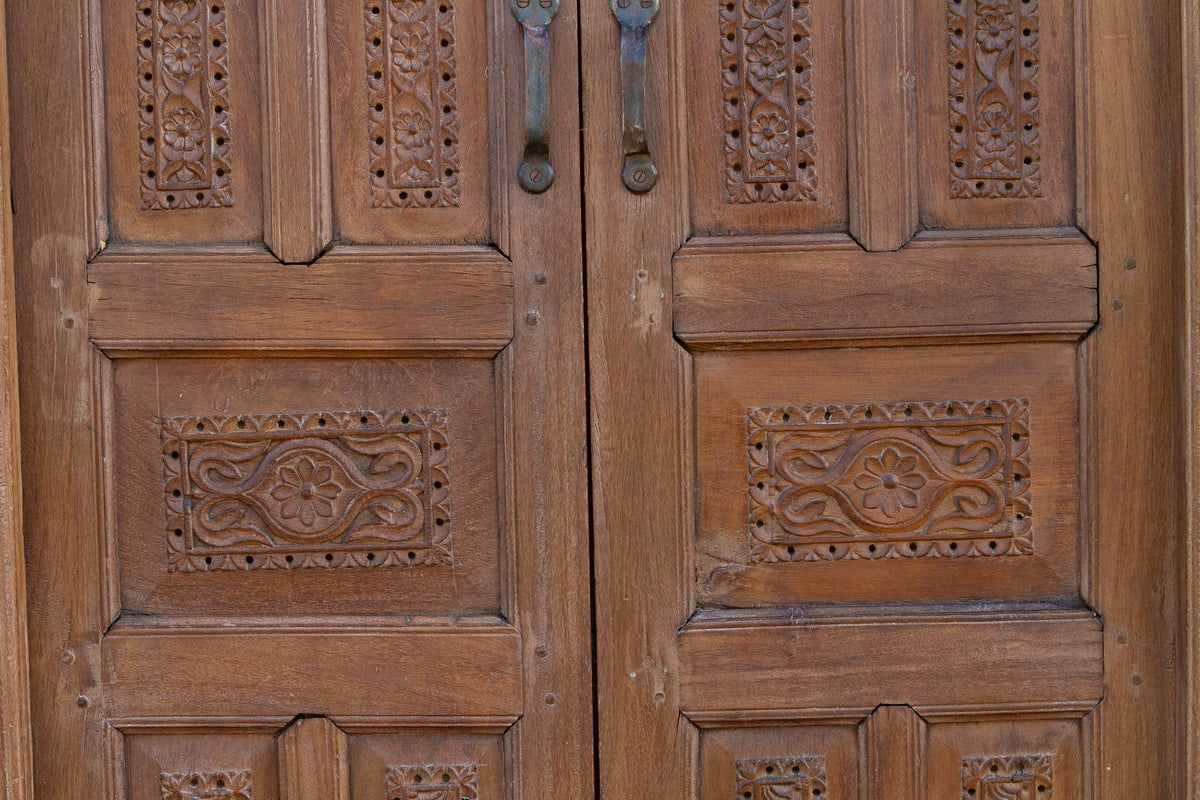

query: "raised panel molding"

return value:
[721, 0, 817, 203]
[365, 0, 460, 208]
[160, 771, 252, 800]
[948, 0, 1041, 198]
[962, 755, 1053, 800]
[386, 765, 478, 800]
[136, 0, 233, 210]
[162, 410, 452, 571]
[747, 399, 1033, 561]
[735, 756, 826, 800]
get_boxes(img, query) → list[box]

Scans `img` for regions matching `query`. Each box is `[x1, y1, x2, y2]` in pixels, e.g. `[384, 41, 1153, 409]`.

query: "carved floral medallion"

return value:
[364, 0, 460, 207]
[735, 757, 825, 800]
[136, 0, 233, 209]
[948, 0, 1041, 198]
[747, 399, 1033, 561]
[160, 770, 251, 800]
[962, 755, 1052, 800]
[386, 764, 478, 800]
[162, 410, 451, 571]
[721, 0, 817, 203]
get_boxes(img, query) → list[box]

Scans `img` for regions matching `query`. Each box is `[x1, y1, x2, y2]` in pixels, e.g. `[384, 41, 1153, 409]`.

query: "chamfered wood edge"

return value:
[0, 0, 34, 794]
[1185, 0, 1200, 786]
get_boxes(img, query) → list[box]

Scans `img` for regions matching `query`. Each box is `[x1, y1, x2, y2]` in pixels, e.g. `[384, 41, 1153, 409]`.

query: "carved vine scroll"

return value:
[962, 755, 1053, 800]
[160, 771, 252, 800]
[721, 0, 817, 203]
[386, 765, 478, 800]
[948, 0, 1042, 198]
[735, 757, 826, 800]
[136, 0, 233, 210]
[747, 399, 1033, 562]
[162, 410, 452, 571]
[364, 0, 461, 208]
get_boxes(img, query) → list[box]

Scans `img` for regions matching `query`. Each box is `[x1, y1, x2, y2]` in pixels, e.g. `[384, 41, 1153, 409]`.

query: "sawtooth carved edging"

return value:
[162, 410, 452, 571]
[386, 765, 478, 800]
[136, 0, 234, 209]
[364, 0, 460, 208]
[160, 770, 252, 800]
[747, 399, 1033, 561]
[948, 0, 1042, 198]
[735, 757, 826, 800]
[962, 755, 1052, 800]
[721, 0, 817, 203]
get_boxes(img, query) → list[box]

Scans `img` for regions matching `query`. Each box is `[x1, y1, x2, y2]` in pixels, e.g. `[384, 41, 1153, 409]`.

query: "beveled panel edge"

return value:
[673, 228, 1097, 348]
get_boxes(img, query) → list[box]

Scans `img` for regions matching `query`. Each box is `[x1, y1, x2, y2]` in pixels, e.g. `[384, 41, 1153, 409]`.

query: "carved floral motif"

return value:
[747, 399, 1033, 561]
[160, 770, 251, 800]
[386, 764, 478, 800]
[162, 411, 451, 571]
[736, 757, 825, 800]
[721, 0, 817, 203]
[136, 0, 233, 209]
[948, 0, 1041, 198]
[365, 0, 460, 207]
[962, 755, 1053, 800]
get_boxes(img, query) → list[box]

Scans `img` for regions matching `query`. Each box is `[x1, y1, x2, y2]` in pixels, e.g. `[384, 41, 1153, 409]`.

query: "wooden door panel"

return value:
[914, 0, 1078, 230]
[347, 731, 505, 800]
[927, 718, 1084, 800]
[119, 732, 279, 800]
[683, 0, 849, 236]
[327, 0, 492, 246]
[698, 725, 860, 800]
[693, 341, 1082, 607]
[101, 0, 264, 245]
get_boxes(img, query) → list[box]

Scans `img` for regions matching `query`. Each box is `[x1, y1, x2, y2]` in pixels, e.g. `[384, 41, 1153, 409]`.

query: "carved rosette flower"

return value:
[852, 446, 929, 519]
[162, 32, 202, 77]
[747, 41, 786, 84]
[741, 0, 787, 44]
[392, 29, 430, 73]
[396, 110, 432, 149]
[975, 9, 1015, 52]
[163, 108, 204, 151]
[269, 456, 343, 527]
[748, 110, 791, 161]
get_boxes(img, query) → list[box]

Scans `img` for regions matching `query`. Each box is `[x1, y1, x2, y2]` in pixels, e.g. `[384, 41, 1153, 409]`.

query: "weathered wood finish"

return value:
[278, 717, 348, 800]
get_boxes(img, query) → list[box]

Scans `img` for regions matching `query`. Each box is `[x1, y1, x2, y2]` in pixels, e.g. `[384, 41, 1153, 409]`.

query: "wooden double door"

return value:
[7, 0, 1179, 797]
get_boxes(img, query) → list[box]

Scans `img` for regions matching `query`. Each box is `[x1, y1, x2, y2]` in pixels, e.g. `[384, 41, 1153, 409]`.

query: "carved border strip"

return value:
[162, 410, 452, 572]
[386, 764, 478, 800]
[747, 399, 1033, 562]
[962, 754, 1053, 799]
[364, 0, 461, 208]
[720, 0, 817, 203]
[948, 0, 1042, 198]
[160, 770, 252, 800]
[136, 0, 234, 210]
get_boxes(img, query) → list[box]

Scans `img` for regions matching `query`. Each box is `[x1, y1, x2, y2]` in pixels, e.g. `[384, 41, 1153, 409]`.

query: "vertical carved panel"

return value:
[136, 0, 233, 210]
[386, 765, 478, 800]
[364, 0, 460, 208]
[721, 0, 817, 203]
[160, 771, 252, 800]
[162, 410, 452, 571]
[962, 755, 1053, 799]
[948, 0, 1041, 198]
[747, 399, 1033, 561]
[735, 757, 826, 800]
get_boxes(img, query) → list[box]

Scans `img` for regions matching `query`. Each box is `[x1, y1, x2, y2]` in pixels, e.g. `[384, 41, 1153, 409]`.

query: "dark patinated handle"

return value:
[511, 0, 560, 193]
[610, 0, 659, 193]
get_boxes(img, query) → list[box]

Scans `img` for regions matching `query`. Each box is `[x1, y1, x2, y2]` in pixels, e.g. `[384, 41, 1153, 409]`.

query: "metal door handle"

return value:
[610, 0, 659, 193]
[512, 0, 560, 193]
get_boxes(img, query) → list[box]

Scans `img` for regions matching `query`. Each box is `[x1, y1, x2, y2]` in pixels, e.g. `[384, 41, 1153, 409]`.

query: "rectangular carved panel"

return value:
[721, 0, 817, 203]
[136, 0, 233, 210]
[962, 755, 1053, 800]
[365, 0, 460, 208]
[160, 771, 252, 800]
[386, 765, 478, 800]
[948, 0, 1041, 198]
[748, 399, 1032, 561]
[162, 410, 451, 571]
[735, 757, 826, 800]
